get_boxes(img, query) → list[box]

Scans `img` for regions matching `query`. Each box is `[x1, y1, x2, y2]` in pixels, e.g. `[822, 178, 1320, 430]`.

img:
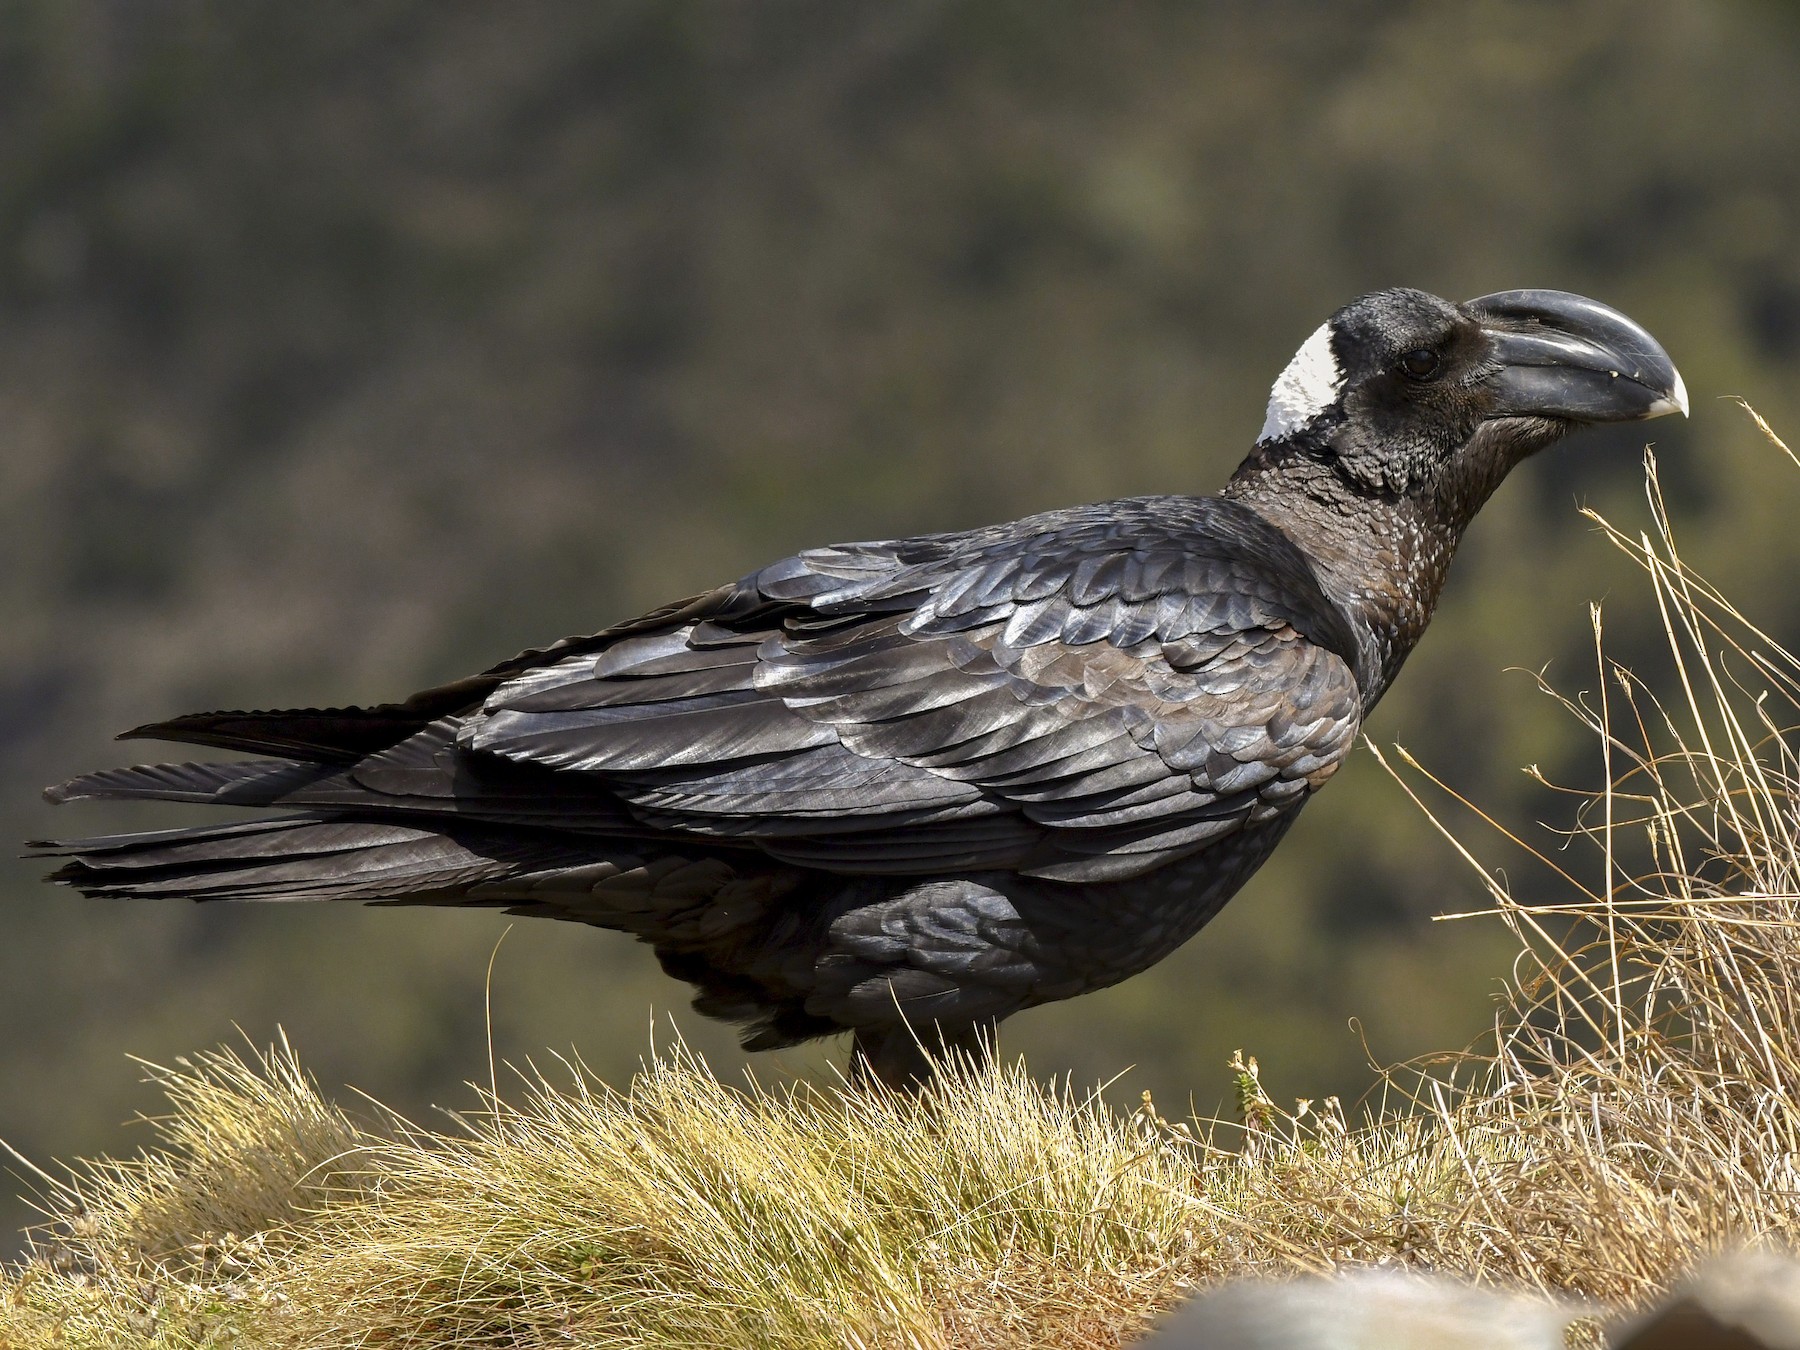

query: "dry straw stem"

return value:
[5, 408, 1800, 1349]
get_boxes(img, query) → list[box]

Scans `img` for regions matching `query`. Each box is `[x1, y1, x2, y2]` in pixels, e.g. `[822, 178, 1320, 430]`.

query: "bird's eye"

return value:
[1399, 348, 1441, 380]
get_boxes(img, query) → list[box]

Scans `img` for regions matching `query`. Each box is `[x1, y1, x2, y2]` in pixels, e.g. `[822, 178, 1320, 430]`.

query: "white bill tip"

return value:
[1646, 366, 1689, 419]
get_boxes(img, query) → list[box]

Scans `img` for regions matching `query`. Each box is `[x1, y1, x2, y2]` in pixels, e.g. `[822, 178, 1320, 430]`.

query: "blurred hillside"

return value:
[5, 0, 1800, 1249]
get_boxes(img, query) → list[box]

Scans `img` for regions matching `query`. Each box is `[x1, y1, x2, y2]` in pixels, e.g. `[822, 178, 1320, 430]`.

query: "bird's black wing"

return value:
[467, 495, 1363, 883]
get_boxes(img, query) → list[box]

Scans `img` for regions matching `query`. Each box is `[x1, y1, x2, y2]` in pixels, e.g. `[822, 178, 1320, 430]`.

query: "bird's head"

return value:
[1248, 286, 1687, 504]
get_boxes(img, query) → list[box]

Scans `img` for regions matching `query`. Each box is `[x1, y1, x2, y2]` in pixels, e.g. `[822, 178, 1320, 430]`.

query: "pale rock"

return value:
[1142, 1268, 1580, 1350]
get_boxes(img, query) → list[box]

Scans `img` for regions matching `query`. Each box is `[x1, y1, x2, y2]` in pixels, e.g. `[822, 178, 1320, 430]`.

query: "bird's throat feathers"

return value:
[1223, 418, 1545, 702]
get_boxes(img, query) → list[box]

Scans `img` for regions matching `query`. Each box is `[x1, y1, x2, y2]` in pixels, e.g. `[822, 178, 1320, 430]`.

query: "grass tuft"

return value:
[5, 411, 1800, 1348]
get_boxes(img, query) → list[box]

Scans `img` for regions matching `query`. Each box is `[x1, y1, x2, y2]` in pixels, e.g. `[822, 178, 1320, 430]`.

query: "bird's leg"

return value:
[847, 1018, 999, 1093]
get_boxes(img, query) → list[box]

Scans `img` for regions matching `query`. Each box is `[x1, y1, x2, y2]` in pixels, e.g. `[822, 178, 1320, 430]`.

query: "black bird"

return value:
[35, 288, 1686, 1090]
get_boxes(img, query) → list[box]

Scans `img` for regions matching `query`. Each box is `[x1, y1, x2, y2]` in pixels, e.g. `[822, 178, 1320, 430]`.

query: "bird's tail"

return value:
[30, 814, 596, 906]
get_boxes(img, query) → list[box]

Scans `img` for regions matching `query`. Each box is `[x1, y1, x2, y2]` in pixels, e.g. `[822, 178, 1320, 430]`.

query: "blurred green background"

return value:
[6, 0, 1800, 1249]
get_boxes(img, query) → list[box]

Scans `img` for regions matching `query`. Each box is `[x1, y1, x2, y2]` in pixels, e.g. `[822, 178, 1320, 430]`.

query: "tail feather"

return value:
[42, 746, 642, 832]
[31, 815, 583, 904]
[121, 708, 437, 761]
[44, 759, 332, 807]
[116, 673, 495, 761]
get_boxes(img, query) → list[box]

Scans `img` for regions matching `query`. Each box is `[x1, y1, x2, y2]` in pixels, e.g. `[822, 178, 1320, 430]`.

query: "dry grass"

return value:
[6, 411, 1800, 1349]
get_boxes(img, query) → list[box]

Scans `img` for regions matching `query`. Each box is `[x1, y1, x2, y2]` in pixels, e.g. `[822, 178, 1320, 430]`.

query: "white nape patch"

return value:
[1257, 322, 1344, 443]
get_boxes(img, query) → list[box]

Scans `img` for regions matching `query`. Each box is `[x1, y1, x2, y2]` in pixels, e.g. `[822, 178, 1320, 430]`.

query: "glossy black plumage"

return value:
[34, 287, 1687, 1088]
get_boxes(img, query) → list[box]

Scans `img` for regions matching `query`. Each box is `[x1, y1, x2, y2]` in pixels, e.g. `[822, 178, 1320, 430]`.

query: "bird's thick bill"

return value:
[1467, 289, 1687, 424]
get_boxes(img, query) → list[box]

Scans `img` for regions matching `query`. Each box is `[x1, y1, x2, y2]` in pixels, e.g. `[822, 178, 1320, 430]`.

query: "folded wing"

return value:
[464, 495, 1364, 882]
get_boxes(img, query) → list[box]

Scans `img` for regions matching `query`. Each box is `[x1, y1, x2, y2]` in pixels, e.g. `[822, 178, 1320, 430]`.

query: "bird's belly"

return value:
[813, 811, 1304, 1033]
[1006, 813, 1301, 999]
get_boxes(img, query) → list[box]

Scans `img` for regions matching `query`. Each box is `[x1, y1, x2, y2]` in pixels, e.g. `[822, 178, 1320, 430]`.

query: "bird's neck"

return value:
[1222, 454, 1490, 707]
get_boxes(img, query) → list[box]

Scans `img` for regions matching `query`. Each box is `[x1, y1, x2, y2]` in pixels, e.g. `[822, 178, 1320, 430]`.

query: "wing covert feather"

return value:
[469, 495, 1363, 879]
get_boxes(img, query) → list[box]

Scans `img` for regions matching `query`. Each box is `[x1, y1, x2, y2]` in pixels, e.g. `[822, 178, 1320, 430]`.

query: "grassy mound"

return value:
[6, 416, 1800, 1349]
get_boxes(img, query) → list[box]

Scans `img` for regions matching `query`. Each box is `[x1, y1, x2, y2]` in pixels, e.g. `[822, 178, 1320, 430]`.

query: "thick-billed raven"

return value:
[36, 288, 1685, 1089]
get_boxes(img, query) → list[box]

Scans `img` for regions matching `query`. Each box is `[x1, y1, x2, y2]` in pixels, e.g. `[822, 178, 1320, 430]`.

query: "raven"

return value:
[36, 288, 1685, 1089]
